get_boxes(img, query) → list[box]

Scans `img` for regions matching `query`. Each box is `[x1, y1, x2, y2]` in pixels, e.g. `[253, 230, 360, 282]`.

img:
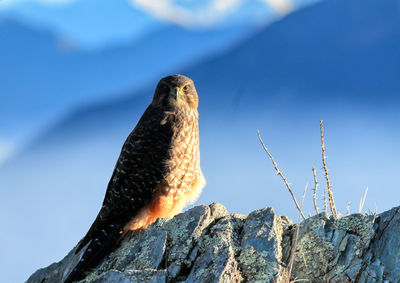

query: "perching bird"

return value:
[64, 74, 205, 283]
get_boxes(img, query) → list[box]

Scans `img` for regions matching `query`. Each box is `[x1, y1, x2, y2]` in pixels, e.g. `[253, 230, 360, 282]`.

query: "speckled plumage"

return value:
[64, 74, 205, 283]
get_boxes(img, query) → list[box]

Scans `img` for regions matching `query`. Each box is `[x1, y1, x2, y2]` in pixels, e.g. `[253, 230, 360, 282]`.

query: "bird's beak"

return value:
[170, 87, 179, 100]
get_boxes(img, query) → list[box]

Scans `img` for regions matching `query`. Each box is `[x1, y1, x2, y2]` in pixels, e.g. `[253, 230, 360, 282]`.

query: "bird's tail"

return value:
[63, 223, 122, 283]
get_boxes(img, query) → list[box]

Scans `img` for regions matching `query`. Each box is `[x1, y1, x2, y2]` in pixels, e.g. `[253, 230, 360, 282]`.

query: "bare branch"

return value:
[372, 200, 378, 223]
[320, 120, 338, 218]
[358, 187, 368, 213]
[346, 202, 351, 216]
[323, 188, 329, 218]
[257, 131, 306, 220]
[288, 183, 308, 282]
[312, 167, 319, 214]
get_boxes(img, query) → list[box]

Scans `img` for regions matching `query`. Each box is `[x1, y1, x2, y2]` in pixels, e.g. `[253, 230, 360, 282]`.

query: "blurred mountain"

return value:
[1, 0, 309, 50]
[0, 20, 251, 143]
[7, 0, 400, 152]
[0, 0, 159, 49]
[188, 0, 400, 97]
[2, 0, 400, 282]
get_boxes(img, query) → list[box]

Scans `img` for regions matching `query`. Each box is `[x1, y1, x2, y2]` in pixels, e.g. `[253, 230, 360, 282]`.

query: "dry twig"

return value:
[287, 183, 308, 283]
[372, 201, 378, 223]
[320, 120, 338, 218]
[323, 188, 329, 218]
[312, 167, 319, 214]
[257, 131, 306, 220]
[358, 187, 368, 213]
[346, 202, 351, 216]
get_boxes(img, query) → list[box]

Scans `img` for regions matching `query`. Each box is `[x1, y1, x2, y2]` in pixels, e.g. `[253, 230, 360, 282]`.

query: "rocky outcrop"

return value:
[27, 203, 400, 283]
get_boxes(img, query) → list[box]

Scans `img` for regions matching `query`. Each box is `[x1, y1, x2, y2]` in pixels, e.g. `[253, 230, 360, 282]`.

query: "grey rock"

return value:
[358, 206, 400, 282]
[108, 226, 167, 271]
[90, 269, 167, 283]
[287, 213, 375, 283]
[238, 207, 286, 282]
[162, 203, 228, 280]
[184, 215, 244, 283]
[27, 246, 84, 283]
[27, 203, 400, 283]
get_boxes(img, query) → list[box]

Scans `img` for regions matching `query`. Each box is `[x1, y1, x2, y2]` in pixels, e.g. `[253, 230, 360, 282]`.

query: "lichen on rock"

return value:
[286, 213, 375, 282]
[238, 207, 287, 282]
[27, 203, 400, 283]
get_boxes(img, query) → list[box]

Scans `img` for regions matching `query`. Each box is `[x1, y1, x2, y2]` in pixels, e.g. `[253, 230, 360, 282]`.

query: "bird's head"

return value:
[152, 74, 199, 110]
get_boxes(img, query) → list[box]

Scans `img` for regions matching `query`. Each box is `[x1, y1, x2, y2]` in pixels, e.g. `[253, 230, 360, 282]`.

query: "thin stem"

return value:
[323, 188, 329, 218]
[320, 120, 337, 218]
[346, 202, 351, 216]
[257, 131, 306, 220]
[288, 183, 308, 282]
[312, 167, 319, 214]
[359, 187, 368, 213]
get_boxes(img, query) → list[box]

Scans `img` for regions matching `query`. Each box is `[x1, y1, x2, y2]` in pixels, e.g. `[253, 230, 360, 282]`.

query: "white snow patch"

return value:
[130, 0, 273, 27]
[260, 0, 294, 14]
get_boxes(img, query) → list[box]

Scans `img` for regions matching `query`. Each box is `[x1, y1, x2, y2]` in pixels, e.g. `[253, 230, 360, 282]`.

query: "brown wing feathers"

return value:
[64, 105, 174, 282]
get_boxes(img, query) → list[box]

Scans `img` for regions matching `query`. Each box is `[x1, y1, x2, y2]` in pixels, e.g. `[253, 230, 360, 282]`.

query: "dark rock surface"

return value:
[27, 204, 400, 283]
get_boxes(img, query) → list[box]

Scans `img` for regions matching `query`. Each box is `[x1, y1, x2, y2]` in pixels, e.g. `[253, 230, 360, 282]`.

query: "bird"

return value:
[64, 74, 206, 283]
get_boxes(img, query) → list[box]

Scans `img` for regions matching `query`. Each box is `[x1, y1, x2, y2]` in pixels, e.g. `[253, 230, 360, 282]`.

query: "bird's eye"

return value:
[183, 85, 190, 92]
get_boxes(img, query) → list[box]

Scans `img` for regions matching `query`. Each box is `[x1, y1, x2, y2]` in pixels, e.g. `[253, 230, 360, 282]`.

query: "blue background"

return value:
[1, 0, 399, 281]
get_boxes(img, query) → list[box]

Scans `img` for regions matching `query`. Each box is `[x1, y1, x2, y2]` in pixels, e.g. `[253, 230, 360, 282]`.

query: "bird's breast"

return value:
[123, 112, 205, 232]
